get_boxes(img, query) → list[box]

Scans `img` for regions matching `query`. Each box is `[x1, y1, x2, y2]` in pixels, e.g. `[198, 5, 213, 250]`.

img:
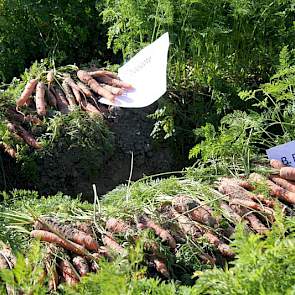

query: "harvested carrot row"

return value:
[35, 82, 47, 117]
[72, 256, 89, 277]
[16, 79, 38, 107]
[59, 260, 80, 286]
[77, 70, 115, 102]
[137, 215, 176, 249]
[270, 159, 286, 169]
[35, 217, 99, 251]
[280, 167, 295, 181]
[31, 230, 91, 257]
[7, 122, 42, 149]
[269, 175, 295, 193]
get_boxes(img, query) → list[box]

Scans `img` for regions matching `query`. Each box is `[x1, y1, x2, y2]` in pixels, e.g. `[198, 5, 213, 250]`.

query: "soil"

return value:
[0, 102, 182, 199]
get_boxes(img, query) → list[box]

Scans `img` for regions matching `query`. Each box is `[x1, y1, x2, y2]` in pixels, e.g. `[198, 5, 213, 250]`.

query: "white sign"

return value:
[266, 140, 295, 167]
[99, 32, 170, 108]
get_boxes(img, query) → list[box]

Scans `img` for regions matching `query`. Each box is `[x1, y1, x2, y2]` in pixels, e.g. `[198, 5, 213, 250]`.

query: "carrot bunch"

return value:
[1, 65, 132, 157]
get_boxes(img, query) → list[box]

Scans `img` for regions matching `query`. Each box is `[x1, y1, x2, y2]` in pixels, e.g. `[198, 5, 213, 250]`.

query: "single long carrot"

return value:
[54, 87, 69, 114]
[35, 82, 47, 116]
[72, 256, 89, 277]
[269, 175, 295, 193]
[95, 75, 133, 90]
[35, 217, 99, 251]
[62, 81, 77, 107]
[77, 70, 115, 102]
[31, 230, 90, 257]
[280, 167, 295, 181]
[7, 122, 42, 149]
[137, 215, 176, 249]
[270, 159, 286, 169]
[77, 82, 92, 97]
[102, 234, 125, 255]
[16, 79, 38, 107]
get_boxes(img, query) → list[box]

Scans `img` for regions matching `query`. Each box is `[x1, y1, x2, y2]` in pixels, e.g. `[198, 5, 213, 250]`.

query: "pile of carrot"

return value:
[4, 159, 295, 290]
[1, 66, 132, 157]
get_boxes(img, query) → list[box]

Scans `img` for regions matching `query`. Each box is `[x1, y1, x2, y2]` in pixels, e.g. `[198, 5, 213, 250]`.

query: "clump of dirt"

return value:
[0, 103, 181, 198]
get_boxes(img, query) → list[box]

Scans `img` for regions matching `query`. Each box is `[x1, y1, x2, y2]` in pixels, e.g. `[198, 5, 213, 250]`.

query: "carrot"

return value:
[106, 218, 130, 234]
[72, 256, 89, 277]
[237, 180, 256, 191]
[82, 102, 103, 119]
[220, 202, 243, 223]
[95, 75, 133, 90]
[229, 198, 274, 216]
[62, 80, 77, 107]
[31, 230, 93, 257]
[7, 122, 42, 149]
[101, 84, 124, 96]
[77, 70, 115, 102]
[102, 234, 126, 255]
[269, 175, 295, 193]
[64, 77, 81, 92]
[6, 108, 42, 125]
[246, 214, 269, 234]
[47, 70, 54, 85]
[203, 232, 234, 258]
[35, 217, 99, 251]
[249, 173, 295, 204]
[280, 167, 295, 181]
[151, 256, 170, 279]
[35, 82, 47, 117]
[0, 143, 16, 158]
[54, 87, 69, 114]
[77, 82, 93, 97]
[88, 70, 119, 79]
[270, 159, 286, 169]
[45, 86, 57, 108]
[16, 79, 38, 107]
[137, 215, 176, 249]
[172, 195, 217, 227]
[59, 260, 80, 286]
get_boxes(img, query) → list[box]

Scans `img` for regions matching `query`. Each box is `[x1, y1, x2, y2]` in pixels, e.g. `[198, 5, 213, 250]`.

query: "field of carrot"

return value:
[1, 0, 295, 294]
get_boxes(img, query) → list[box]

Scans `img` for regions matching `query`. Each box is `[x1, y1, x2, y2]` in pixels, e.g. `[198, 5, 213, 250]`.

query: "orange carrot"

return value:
[95, 75, 133, 90]
[220, 202, 243, 223]
[88, 70, 119, 79]
[137, 215, 176, 249]
[82, 102, 103, 119]
[280, 167, 295, 181]
[72, 256, 89, 277]
[62, 81, 77, 107]
[77, 82, 92, 97]
[16, 79, 38, 107]
[35, 217, 99, 251]
[77, 70, 115, 102]
[101, 84, 124, 96]
[35, 82, 47, 117]
[151, 256, 170, 279]
[237, 180, 256, 191]
[59, 260, 80, 286]
[54, 87, 69, 114]
[249, 173, 295, 204]
[269, 175, 295, 193]
[102, 234, 125, 255]
[106, 218, 130, 234]
[229, 198, 274, 216]
[7, 122, 42, 149]
[0, 143, 16, 158]
[270, 159, 286, 169]
[246, 214, 269, 234]
[203, 232, 234, 258]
